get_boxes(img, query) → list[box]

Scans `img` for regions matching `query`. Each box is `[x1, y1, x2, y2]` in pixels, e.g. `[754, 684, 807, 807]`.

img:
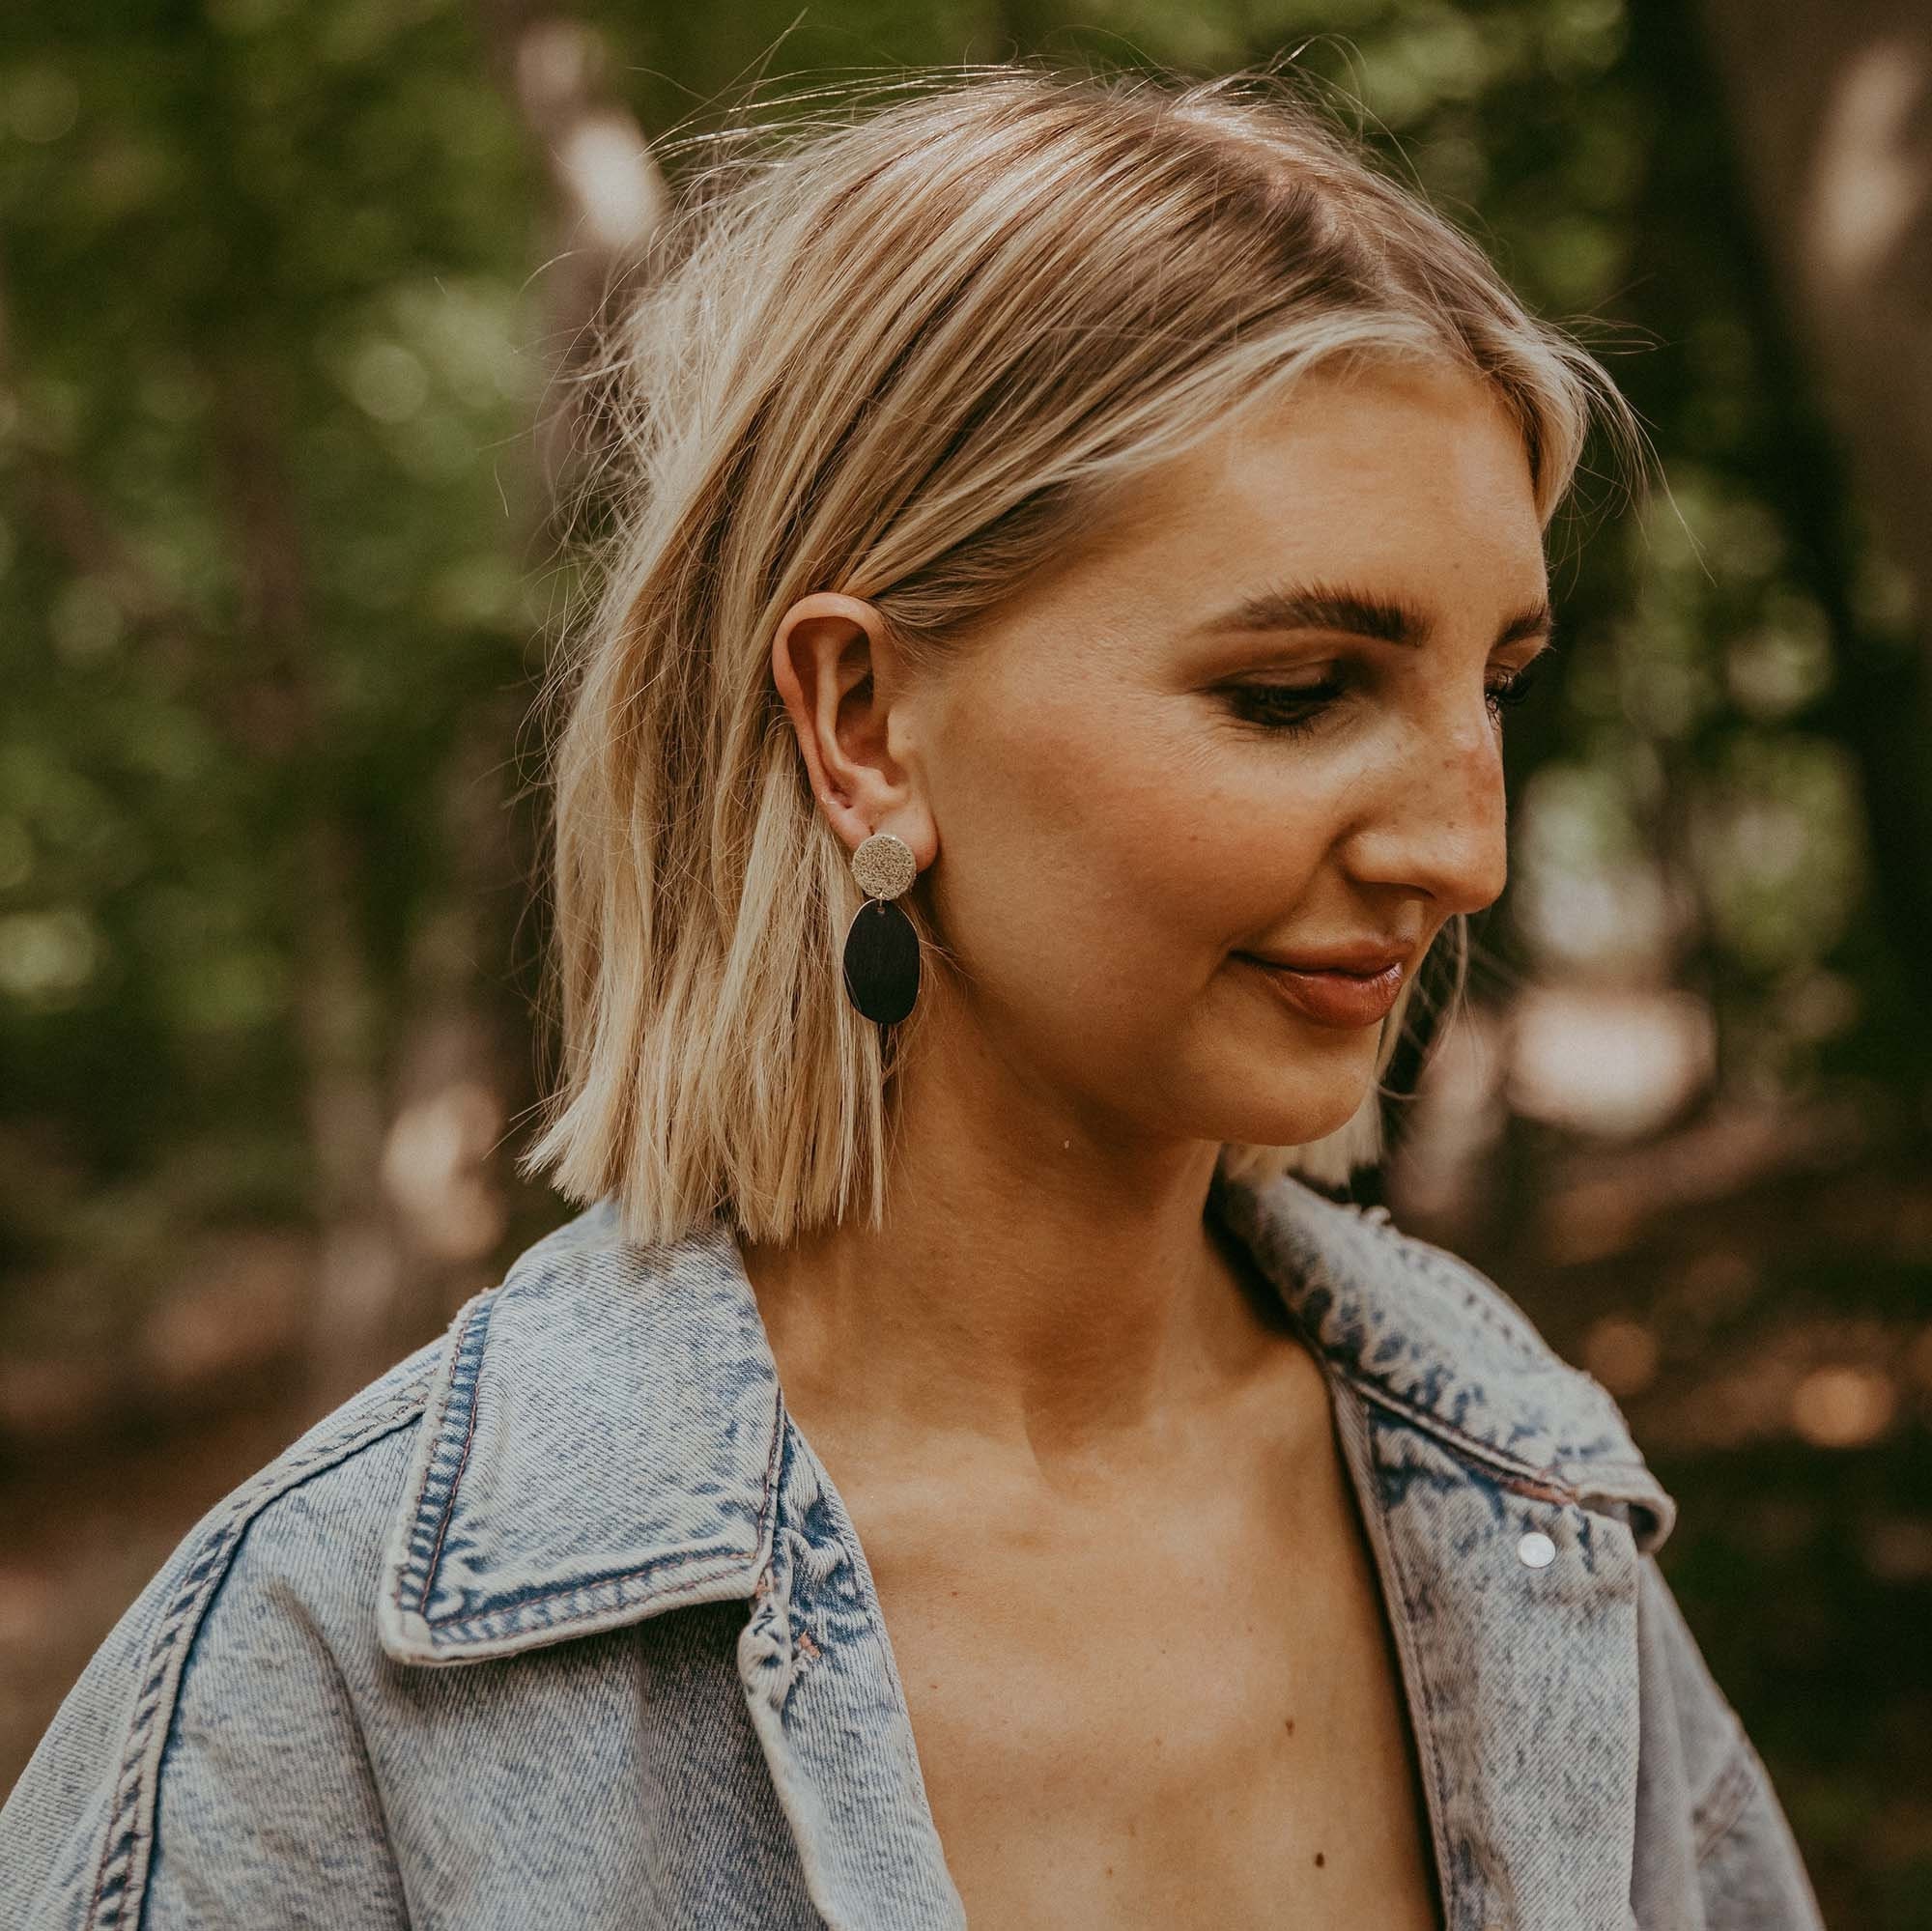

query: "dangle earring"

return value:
[841, 830, 921, 1026]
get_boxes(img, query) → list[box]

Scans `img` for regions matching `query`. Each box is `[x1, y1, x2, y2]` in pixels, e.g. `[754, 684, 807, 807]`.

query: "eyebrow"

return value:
[1197, 579, 1555, 652]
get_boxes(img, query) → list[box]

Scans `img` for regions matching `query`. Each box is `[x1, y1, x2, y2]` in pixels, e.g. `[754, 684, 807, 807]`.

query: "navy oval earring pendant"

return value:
[842, 831, 921, 1026]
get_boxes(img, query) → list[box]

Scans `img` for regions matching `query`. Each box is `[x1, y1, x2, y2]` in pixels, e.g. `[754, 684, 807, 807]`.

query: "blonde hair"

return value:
[518, 63, 1646, 1246]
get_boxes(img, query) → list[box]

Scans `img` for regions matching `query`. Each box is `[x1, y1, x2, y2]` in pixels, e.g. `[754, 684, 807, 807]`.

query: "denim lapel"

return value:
[378, 1200, 787, 1663]
[1212, 1172, 1678, 1931]
[375, 1196, 964, 1929]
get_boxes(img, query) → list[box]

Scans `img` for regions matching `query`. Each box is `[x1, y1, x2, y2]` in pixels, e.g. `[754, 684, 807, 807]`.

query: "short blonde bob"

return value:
[518, 63, 1646, 1248]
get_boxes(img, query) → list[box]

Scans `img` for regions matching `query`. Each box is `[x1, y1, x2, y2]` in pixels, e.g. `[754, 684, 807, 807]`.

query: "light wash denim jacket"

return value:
[3, 1171, 1825, 1930]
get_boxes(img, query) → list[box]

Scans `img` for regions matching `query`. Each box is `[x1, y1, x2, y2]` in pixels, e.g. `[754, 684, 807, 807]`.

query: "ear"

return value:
[770, 592, 938, 871]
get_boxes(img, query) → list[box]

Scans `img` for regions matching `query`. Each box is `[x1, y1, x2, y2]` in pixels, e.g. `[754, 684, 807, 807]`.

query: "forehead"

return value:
[1091, 359, 1548, 611]
[928, 359, 1551, 718]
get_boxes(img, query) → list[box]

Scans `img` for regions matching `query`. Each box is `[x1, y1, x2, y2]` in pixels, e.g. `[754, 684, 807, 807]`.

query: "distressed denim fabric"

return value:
[3, 1171, 1826, 1930]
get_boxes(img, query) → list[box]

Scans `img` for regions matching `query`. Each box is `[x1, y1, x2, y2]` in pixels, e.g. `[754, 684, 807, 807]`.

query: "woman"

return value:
[3, 65, 1823, 1930]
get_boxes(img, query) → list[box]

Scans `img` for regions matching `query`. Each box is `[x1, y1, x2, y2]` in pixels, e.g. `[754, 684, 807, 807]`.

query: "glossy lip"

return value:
[1245, 939, 1417, 975]
[1236, 951, 1409, 1030]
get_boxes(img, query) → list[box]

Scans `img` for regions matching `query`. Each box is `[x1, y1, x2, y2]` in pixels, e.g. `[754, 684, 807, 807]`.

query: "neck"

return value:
[735, 1027, 1296, 1479]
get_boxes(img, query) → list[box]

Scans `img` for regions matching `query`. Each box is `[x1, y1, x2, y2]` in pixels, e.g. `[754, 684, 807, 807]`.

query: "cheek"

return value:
[924, 687, 1345, 1010]
[1151, 746, 1350, 947]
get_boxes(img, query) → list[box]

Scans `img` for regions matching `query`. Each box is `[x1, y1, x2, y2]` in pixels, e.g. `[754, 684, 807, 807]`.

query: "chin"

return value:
[1217, 1073, 1375, 1153]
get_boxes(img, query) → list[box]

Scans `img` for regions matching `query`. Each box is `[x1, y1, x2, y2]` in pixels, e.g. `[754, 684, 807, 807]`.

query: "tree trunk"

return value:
[1699, 4, 1931, 639]
[1695, 0, 1932, 1036]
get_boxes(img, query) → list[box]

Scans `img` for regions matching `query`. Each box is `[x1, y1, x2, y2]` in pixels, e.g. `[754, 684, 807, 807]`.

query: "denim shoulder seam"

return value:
[81, 1370, 434, 1930]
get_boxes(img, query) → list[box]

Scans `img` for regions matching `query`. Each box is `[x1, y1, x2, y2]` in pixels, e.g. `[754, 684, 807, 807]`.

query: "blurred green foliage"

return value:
[2, 0, 1928, 1918]
[0, 0, 563, 1349]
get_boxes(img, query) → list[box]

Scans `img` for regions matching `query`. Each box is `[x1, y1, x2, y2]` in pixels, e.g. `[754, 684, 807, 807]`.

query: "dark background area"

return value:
[2, 3, 1929, 1922]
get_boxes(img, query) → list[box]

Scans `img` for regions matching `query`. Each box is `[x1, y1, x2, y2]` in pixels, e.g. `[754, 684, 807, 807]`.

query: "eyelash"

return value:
[1225, 663, 1545, 739]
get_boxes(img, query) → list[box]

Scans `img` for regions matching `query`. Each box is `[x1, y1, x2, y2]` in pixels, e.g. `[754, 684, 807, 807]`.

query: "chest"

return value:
[823, 1383, 1443, 1929]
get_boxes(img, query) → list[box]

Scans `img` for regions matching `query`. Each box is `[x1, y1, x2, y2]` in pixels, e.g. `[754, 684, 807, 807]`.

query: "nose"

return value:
[1344, 696, 1510, 918]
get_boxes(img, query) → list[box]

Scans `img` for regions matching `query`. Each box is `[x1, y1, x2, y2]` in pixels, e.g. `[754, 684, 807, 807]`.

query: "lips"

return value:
[1236, 951, 1410, 1030]
[1245, 942, 1415, 977]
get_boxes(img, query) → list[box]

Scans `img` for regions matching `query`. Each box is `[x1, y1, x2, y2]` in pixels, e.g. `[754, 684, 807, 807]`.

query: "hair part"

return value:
[516, 61, 1652, 1246]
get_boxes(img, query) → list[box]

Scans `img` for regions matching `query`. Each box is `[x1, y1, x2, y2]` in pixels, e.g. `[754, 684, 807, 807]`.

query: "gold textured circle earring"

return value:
[842, 830, 921, 1025]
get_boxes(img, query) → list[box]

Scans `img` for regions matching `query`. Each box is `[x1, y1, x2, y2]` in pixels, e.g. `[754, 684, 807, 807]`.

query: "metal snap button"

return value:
[1517, 1530, 1556, 1569]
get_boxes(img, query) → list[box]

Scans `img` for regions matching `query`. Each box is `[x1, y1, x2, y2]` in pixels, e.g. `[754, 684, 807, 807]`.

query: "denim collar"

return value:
[378, 1170, 1675, 1666]
[1208, 1172, 1677, 1543]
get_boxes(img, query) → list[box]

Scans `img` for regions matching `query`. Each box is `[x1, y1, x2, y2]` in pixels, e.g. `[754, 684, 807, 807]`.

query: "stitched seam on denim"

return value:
[1347, 1362, 1646, 1483]
[1352, 1380, 1585, 1491]
[414, 1354, 481, 1614]
[408, 1545, 761, 1653]
[411, 1365, 788, 1646]
[756, 1373, 786, 1567]
[1351, 1378, 1660, 1511]
[401, 1295, 494, 1619]
[1690, 1727, 1759, 1861]
[82, 1376, 433, 1930]
[1330, 1304, 1641, 1454]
